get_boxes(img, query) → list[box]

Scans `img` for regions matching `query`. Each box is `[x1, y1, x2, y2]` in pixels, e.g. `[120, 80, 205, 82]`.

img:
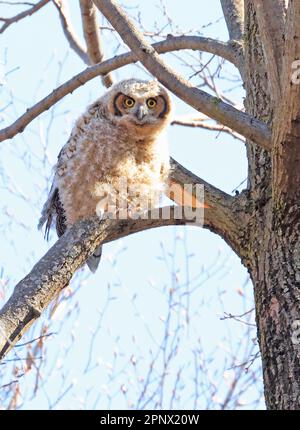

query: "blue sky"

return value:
[0, 0, 263, 409]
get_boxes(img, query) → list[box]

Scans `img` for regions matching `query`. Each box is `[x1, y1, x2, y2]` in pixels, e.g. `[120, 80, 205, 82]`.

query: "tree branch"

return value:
[252, 0, 285, 103]
[0, 0, 50, 33]
[79, 0, 113, 87]
[220, 0, 244, 41]
[171, 115, 245, 142]
[0, 35, 243, 142]
[220, 0, 245, 76]
[93, 0, 271, 150]
[52, 0, 89, 64]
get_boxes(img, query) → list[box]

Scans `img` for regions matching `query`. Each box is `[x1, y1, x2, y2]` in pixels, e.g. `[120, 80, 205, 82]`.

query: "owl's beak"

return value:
[135, 106, 147, 121]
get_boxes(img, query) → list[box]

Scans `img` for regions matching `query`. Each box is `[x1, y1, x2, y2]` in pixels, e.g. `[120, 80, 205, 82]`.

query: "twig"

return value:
[14, 332, 57, 348]
[0, 0, 50, 33]
[171, 116, 245, 142]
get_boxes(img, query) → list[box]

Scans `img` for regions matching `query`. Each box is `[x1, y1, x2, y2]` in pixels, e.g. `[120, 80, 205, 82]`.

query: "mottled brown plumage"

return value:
[38, 79, 173, 271]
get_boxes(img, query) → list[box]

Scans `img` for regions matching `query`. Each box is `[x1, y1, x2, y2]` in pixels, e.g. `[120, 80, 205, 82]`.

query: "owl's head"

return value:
[104, 79, 172, 137]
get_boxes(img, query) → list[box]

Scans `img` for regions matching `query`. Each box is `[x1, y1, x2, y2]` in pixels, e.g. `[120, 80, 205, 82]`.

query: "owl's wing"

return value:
[38, 148, 67, 239]
[38, 142, 103, 272]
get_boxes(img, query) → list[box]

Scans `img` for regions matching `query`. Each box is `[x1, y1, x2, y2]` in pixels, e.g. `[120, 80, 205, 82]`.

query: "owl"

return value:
[38, 79, 173, 272]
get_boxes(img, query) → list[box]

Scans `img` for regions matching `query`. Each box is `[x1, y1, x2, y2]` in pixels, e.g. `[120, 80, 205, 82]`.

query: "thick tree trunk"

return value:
[243, 1, 300, 409]
[252, 212, 300, 409]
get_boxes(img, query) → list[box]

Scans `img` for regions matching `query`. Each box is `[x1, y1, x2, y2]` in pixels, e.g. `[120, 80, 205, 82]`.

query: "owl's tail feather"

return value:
[87, 245, 103, 273]
[38, 184, 57, 240]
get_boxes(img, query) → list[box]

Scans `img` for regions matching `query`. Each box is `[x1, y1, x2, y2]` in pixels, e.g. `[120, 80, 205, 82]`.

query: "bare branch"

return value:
[220, 0, 245, 76]
[0, 0, 50, 33]
[0, 2, 35, 5]
[79, 0, 113, 87]
[220, 0, 244, 41]
[52, 0, 89, 64]
[252, 0, 285, 102]
[171, 115, 245, 142]
[0, 35, 242, 142]
[93, 0, 271, 150]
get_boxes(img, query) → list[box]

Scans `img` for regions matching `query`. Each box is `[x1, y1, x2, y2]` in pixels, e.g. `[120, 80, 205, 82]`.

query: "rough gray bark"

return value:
[242, 0, 300, 410]
[221, 0, 244, 41]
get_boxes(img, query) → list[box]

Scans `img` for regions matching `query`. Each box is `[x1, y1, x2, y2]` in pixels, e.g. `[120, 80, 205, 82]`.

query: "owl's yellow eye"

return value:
[147, 98, 157, 109]
[123, 97, 135, 108]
